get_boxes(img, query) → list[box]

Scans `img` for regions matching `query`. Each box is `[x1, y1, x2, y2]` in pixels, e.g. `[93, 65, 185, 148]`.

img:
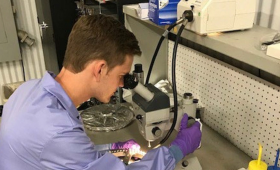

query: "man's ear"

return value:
[91, 60, 107, 82]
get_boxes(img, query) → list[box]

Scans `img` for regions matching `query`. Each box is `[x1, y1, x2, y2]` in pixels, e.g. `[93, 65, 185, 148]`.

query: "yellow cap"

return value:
[248, 143, 268, 170]
[248, 160, 267, 170]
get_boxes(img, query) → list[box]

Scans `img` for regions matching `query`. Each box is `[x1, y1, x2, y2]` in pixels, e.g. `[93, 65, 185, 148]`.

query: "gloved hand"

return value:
[171, 114, 202, 156]
[111, 139, 140, 150]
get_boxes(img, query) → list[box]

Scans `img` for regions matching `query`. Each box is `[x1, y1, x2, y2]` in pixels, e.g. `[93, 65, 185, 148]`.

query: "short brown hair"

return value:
[63, 14, 141, 73]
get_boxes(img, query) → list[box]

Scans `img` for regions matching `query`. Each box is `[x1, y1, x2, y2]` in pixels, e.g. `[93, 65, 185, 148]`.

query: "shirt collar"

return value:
[41, 71, 79, 118]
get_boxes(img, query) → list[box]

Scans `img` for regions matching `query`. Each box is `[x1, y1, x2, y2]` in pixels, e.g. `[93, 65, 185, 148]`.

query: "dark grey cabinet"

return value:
[0, 0, 21, 62]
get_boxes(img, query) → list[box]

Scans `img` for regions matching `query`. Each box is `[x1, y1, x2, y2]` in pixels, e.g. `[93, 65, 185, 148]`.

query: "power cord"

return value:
[159, 10, 194, 145]
[145, 19, 184, 85]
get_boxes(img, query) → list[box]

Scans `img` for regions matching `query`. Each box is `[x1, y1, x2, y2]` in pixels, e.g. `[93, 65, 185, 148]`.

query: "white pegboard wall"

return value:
[168, 41, 280, 166]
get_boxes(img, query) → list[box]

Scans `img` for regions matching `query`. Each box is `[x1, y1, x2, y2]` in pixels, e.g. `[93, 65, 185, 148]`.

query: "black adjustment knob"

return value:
[182, 160, 189, 167]
[193, 98, 199, 103]
[183, 92, 193, 99]
[136, 114, 142, 120]
[152, 127, 162, 137]
[191, 5, 194, 10]
[134, 64, 143, 73]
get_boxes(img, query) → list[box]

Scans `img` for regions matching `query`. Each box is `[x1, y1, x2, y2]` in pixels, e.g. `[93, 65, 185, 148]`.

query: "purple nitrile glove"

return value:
[111, 139, 140, 150]
[171, 114, 202, 156]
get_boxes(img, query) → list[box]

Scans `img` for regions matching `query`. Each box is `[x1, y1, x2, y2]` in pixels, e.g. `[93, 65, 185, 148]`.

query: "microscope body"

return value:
[132, 83, 199, 142]
[168, 92, 198, 131]
[131, 83, 202, 170]
[133, 84, 170, 141]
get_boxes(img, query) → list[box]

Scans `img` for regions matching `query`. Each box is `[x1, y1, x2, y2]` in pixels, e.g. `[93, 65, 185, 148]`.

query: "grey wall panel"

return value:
[14, 0, 46, 80]
[0, 0, 21, 62]
[0, 0, 46, 105]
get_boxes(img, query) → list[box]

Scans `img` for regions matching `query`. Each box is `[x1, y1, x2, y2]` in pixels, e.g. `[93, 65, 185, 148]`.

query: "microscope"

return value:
[123, 74, 202, 169]
[123, 74, 199, 142]
[123, 74, 170, 143]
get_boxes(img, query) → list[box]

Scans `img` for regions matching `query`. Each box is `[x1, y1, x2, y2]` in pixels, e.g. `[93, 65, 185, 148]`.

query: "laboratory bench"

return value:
[86, 120, 252, 170]
[123, 5, 280, 86]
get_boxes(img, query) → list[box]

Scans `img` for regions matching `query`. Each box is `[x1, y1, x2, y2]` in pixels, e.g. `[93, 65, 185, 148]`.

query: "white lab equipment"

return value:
[133, 83, 171, 142]
[123, 74, 203, 169]
[177, 0, 256, 34]
[122, 74, 170, 142]
[266, 43, 280, 60]
[123, 74, 200, 142]
[167, 92, 198, 132]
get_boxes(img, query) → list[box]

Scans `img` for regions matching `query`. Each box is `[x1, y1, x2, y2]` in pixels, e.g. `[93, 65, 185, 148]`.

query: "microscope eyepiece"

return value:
[123, 74, 138, 89]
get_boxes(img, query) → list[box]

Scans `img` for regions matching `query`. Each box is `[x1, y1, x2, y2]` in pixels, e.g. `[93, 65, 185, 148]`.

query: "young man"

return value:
[0, 14, 201, 169]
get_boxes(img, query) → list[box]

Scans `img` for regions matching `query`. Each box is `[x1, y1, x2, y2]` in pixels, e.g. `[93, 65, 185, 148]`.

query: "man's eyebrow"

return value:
[122, 71, 129, 74]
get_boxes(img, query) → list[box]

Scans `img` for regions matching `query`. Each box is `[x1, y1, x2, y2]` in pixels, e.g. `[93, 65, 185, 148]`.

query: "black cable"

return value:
[145, 22, 178, 85]
[159, 23, 187, 145]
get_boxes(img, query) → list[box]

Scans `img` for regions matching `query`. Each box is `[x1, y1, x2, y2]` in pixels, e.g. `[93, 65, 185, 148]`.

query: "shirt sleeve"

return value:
[127, 146, 176, 170]
[40, 126, 176, 170]
[39, 126, 125, 169]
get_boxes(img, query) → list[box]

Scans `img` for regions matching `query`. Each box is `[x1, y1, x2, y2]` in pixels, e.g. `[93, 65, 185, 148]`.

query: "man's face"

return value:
[96, 56, 133, 103]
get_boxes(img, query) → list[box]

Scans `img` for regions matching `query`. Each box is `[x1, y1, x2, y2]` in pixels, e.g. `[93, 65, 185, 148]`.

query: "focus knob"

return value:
[152, 127, 162, 137]
[136, 114, 142, 120]
[182, 160, 189, 167]
[191, 5, 194, 10]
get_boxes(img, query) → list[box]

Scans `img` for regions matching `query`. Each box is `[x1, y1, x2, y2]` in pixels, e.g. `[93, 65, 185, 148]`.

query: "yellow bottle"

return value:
[248, 143, 267, 170]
